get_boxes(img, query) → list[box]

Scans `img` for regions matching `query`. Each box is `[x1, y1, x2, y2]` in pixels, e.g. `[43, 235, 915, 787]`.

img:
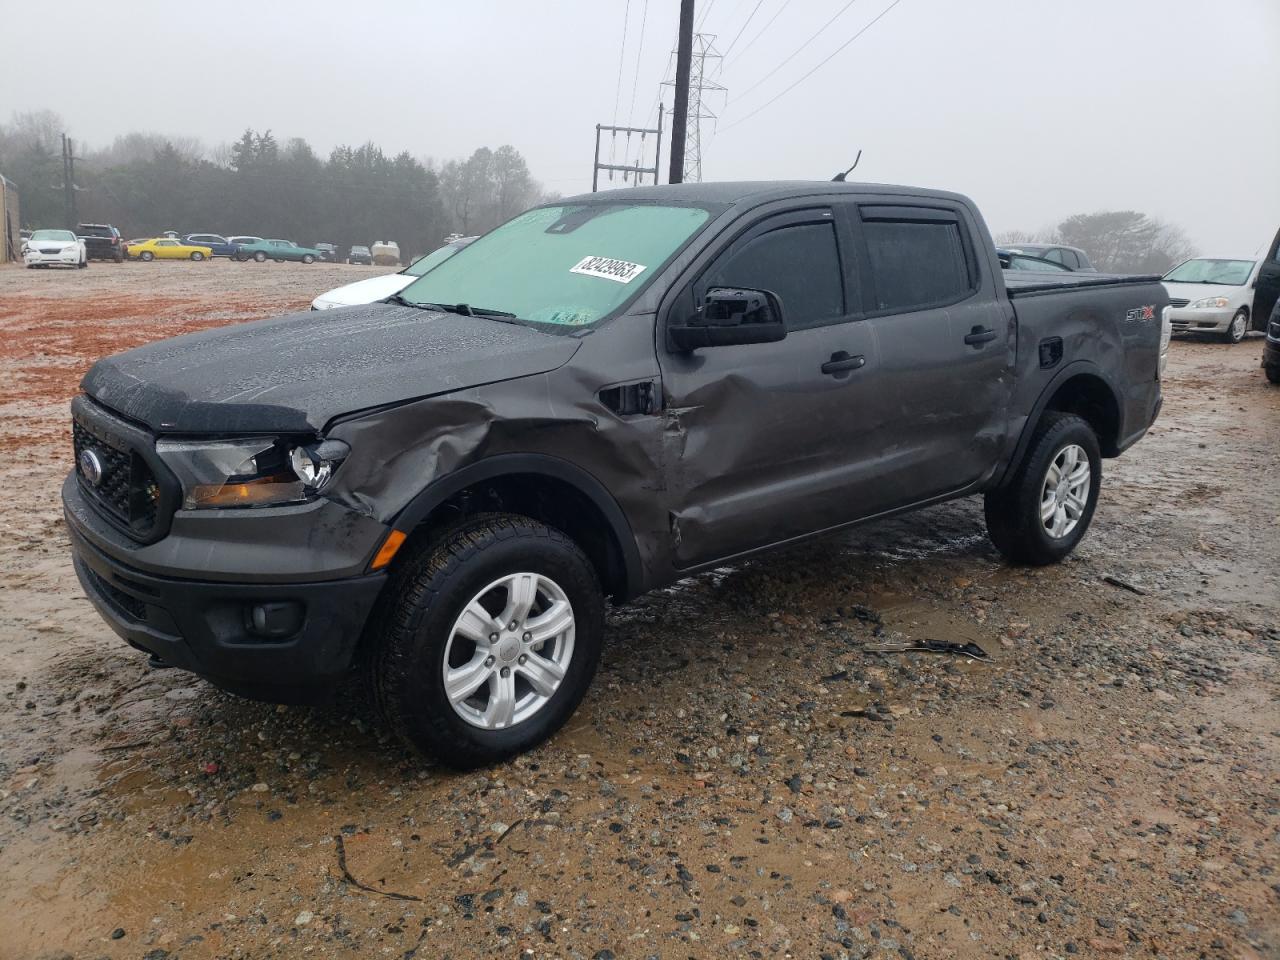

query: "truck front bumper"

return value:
[63, 473, 389, 703]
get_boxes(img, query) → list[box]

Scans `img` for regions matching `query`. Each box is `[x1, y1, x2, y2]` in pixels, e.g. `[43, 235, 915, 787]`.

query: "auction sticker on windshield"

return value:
[570, 256, 646, 284]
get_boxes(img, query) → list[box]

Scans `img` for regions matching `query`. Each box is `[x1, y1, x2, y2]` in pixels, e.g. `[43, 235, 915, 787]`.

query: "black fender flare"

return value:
[995, 359, 1126, 488]
[390, 453, 644, 600]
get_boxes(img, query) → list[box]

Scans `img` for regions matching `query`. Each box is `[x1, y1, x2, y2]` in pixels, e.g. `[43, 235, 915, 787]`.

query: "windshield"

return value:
[399, 203, 714, 327]
[403, 241, 469, 278]
[32, 229, 76, 242]
[1163, 258, 1254, 285]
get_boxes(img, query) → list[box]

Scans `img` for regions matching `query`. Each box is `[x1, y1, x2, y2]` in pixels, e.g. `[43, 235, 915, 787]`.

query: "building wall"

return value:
[0, 175, 20, 264]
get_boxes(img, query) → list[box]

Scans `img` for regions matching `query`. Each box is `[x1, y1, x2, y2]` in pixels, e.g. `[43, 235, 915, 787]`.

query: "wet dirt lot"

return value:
[0, 261, 1277, 960]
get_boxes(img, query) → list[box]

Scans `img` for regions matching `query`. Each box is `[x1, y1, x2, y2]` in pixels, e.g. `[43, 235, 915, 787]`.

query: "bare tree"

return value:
[1056, 210, 1196, 274]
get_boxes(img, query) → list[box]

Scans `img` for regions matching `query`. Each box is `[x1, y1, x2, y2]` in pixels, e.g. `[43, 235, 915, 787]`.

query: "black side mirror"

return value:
[668, 287, 786, 352]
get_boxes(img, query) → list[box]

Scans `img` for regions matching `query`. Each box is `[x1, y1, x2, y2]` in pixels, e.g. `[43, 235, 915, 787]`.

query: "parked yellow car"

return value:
[129, 238, 215, 262]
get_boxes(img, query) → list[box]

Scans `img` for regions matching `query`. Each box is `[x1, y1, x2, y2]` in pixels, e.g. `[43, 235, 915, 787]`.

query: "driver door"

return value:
[657, 206, 883, 568]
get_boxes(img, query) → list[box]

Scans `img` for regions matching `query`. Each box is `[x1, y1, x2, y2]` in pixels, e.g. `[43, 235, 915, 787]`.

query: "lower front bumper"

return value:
[69, 523, 387, 703]
[1168, 307, 1232, 334]
[25, 253, 80, 267]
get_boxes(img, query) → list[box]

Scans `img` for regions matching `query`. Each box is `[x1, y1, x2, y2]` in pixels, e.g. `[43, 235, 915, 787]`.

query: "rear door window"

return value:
[700, 218, 845, 330]
[858, 206, 976, 313]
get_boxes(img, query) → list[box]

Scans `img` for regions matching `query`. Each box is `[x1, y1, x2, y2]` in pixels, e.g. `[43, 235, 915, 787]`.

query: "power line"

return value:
[610, 0, 633, 160]
[731, 0, 862, 103]
[721, 0, 906, 131]
[695, 0, 717, 30]
[724, 0, 795, 69]
[626, 0, 652, 128]
[721, 0, 768, 59]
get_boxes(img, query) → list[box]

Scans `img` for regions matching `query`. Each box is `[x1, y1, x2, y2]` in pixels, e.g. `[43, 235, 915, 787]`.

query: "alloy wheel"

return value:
[1040, 443, 1091, 539]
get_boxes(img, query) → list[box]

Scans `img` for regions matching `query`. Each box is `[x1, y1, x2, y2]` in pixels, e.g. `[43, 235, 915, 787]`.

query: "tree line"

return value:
[0, 110, 553, 261]
[998, 210, 1197, 274]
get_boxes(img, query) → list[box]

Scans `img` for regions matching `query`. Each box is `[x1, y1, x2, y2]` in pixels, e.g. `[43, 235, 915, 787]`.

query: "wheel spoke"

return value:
[483, 671, 518, 728]
[1040, 494, 1057, 523]
[1045, 462, 1062, 487]
[1064, 490, 1087, 517]
[503, 573, 538, 626]
[455, 600, 501, 644]
[526, 600, 573, 645]
[518, 654, 566, 698]
[445, 655, 492, 704]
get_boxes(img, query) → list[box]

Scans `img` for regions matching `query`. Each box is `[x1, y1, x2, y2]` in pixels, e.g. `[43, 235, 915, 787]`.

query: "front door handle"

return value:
[821, 352, 866, 376]
[964, 325, 998, 347]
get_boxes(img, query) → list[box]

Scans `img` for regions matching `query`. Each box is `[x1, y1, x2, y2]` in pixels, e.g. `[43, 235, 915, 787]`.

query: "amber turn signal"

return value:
[370, 529, 407, 570]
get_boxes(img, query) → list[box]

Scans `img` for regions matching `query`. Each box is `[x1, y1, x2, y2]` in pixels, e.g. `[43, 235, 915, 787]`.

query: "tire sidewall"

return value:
[1023, 418, 1102, 561]
[382, 525, 603, 764]
[1228, 309, 1247, 343]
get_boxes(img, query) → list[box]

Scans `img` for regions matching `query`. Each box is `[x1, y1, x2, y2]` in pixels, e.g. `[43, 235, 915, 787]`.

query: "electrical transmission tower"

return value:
[662, 33, 725, 183]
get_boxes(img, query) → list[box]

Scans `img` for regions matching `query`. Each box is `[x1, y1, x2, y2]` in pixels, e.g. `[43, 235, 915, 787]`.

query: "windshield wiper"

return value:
[418, 302, 523, 324]
[384, 292, 428, 308]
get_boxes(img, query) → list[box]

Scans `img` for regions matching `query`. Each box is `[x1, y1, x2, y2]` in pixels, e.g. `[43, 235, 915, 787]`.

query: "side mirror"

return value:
[668, 287, 786, 352]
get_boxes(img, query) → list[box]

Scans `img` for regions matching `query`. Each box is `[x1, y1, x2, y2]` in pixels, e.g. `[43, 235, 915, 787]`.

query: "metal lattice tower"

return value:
[662, 34, 726, 182]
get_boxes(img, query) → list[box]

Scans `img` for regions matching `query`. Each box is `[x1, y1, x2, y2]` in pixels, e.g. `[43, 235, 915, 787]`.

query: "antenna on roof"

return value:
[831, 150, 863, 182]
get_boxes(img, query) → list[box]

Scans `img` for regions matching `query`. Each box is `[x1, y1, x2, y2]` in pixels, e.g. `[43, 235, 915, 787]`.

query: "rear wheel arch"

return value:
[389, 455, 643, 602]
[998, 364, 1123, 487]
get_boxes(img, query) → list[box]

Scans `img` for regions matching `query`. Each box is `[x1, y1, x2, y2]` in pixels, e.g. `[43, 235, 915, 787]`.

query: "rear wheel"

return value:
[253, 250, 267, 263]
[370, 514, 604, 768]
[1266, 365, 1280, 385]
[1224, 308, 1248, 344]
[985, 412, 1101, 566]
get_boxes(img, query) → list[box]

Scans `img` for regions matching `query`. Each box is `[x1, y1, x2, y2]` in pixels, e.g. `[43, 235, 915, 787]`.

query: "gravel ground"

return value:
[0, 261, 1277, 960]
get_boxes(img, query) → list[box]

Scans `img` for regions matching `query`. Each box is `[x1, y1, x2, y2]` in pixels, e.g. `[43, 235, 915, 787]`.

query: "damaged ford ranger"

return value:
[64, 182, 1170, 767]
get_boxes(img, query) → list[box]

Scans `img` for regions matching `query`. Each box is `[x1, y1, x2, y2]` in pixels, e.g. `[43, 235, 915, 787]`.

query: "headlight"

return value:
[156, 437, 349, 509]
[1189, 296, 1229, 309]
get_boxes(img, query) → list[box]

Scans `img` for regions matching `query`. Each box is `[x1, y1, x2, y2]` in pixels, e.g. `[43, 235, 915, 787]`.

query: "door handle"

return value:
[964, 326, 998, 347]
[821, 352, 866, 376]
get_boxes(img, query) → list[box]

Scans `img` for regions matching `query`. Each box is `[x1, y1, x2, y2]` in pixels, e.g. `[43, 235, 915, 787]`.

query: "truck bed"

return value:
[1003, 272, 1163, 297]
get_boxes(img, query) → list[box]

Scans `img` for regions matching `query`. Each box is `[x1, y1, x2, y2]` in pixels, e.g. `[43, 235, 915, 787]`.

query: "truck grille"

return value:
[1168, 298, 1190, 308]
[72, 419, 162, 537]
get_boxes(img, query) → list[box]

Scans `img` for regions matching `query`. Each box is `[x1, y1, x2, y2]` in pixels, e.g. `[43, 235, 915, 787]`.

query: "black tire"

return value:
[190, 251, 205, 261]
[984, 411, 1102, 566]
[301, 254, 315, 264]
[370, 514, 604, 768]
[1223, 308, 1248, 344]
[77, 257, 87, 269]
[140, 251, 154, 262]
[1266, 365, 1280, 385]
[253, 250, 267, 262]
[113, 253, 123, 263]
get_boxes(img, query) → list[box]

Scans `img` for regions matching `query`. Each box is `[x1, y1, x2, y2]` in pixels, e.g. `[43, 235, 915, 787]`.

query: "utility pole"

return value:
[668, 0, 695, 184]
[60, 133, 78, 228]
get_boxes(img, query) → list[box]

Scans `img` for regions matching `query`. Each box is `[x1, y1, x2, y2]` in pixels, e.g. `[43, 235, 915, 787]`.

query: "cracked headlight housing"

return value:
[156, 437, 349, 509]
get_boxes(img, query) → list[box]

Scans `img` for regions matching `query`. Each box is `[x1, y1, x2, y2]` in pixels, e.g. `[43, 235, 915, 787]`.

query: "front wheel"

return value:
[984, 412, 1101, 566]
[301, 254, 315, 264]
[1266, 365, 1280, 385]
[253, 251, 267, 262]
[190, 251, 205, 261]
[370, 514, 604, 768]
[140, 251, 155, 262]
[1224, 308, 1248, 344]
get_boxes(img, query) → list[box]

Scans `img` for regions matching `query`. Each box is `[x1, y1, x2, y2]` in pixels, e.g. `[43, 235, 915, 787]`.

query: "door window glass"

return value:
[861, 217, 973, 312]
[702, 222, 844, 330]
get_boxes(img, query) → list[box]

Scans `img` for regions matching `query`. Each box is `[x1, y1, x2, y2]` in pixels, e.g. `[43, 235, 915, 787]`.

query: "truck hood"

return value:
[81, 303, 581, 434]
[312, 272, 413, 309]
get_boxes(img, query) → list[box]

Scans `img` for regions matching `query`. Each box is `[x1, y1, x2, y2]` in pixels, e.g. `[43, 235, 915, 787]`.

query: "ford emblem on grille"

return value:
[79, 448, 105, 487]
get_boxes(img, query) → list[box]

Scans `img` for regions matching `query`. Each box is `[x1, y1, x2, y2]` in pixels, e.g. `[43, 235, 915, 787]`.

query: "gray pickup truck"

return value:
[64, 182, 1170, 766]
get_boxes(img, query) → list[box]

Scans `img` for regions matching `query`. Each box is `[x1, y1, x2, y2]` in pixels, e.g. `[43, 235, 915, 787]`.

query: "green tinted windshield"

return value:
[404, 241, 466, 278]
[400, 203, 713, 326]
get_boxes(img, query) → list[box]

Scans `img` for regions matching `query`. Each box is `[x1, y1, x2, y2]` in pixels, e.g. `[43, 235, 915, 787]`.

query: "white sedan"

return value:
[1162, 257, 1261, 343]
[24, 229, 87, 269]
[311, 236, 476, 310]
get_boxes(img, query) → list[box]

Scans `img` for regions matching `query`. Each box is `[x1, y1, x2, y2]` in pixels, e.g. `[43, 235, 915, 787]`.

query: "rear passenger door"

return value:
[847, 201, 1012, 505]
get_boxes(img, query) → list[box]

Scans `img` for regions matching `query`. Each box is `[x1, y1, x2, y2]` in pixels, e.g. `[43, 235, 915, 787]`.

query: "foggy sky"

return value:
[4, 0, 1277, 255]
